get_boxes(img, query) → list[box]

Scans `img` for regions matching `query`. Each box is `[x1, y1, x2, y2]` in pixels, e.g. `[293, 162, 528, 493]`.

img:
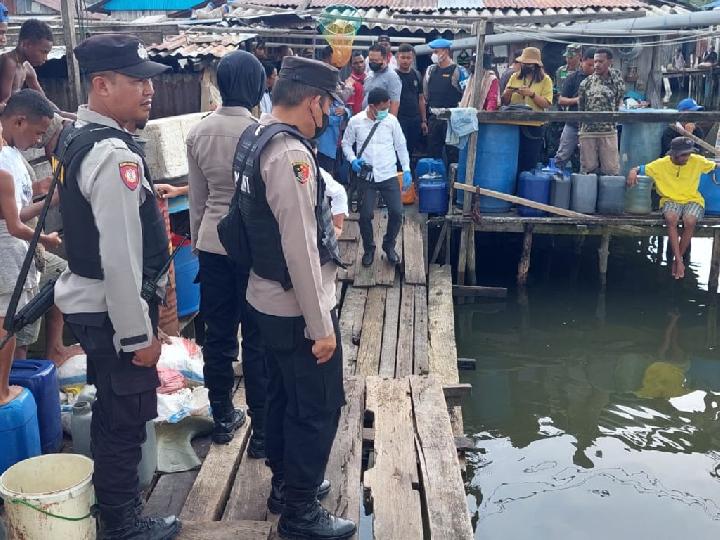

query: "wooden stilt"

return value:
[431, 222, 448, 265]
[709, 229, 720, 294]
[467, 229, 477, 287]
[598, 232, 611, 289]
[517, 224, 534, 287]
[656, 235, 665, 266]
[444, 217, 452, 266]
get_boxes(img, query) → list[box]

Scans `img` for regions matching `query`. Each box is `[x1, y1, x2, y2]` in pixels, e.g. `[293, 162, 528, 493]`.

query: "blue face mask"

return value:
[376, 109, 389, 121]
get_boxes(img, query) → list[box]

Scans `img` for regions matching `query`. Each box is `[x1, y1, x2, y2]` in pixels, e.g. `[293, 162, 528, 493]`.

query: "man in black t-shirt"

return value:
[554, 48, 595, 169]
[395, 43, 427, 158]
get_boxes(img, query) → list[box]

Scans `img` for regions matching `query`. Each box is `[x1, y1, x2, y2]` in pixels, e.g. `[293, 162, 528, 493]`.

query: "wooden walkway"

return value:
[144, 214, 472, 540]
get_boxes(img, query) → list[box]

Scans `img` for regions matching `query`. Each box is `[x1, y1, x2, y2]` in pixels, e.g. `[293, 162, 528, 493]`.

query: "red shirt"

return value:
[346, 72, 366, 115]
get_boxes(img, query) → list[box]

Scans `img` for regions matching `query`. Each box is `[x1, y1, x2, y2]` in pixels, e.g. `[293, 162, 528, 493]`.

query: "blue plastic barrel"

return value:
[517, 170, 552, 217]
[700, 170, 720, 216]
[10, 360, 62, 454]
[415, 158, 446, 182]
[0, 388, 41, 475]
[173, 237, 200, 317]
[456, 124, 519, 211]
[619, 109, 673, 176]
[418, 179, 448, 214]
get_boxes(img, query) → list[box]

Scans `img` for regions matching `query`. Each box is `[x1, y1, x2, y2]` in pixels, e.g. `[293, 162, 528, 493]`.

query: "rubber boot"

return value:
[268, 475, 332, 515]
[278, 488, 356, 540]
[210, 396, 246, 445]
[96, 498, 181, 540]
[247, 408, 266, 459]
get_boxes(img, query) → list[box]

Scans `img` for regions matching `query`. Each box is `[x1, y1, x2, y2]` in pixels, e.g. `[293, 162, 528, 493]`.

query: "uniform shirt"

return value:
[644, 154, 716, 208]
[187, 106, 257, 255]
[246, 113, 337, 340]
[555, 65, 573, 92]
[504, 72, 554, 126]
[341, 110, 411, 182]
[362, 67, 402, 109]
[578, 69, 625, 135]
[260, 91, 272, 115]
[396, 68, 422, 120]
[55, 106, 160, 353]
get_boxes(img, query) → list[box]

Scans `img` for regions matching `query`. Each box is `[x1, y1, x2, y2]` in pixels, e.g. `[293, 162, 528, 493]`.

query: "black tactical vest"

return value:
[218, 122, 343, 291]
[427, 63, 463, 109]
[56, 123, 169, 285]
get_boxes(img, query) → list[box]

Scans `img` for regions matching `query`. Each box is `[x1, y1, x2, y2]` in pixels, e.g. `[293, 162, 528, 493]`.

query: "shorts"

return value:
[0, 287, 41, 347]
[662, 201, 705, 221]
[39, 250, 66, 288]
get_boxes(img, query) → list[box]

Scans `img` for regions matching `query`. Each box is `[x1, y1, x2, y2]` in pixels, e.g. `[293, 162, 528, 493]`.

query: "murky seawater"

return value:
[458, 235, 720, 539]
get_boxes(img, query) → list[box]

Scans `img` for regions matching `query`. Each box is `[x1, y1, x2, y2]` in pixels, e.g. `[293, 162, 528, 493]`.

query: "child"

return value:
[0, 89, 60, 404]
[627, 136, 718, 280]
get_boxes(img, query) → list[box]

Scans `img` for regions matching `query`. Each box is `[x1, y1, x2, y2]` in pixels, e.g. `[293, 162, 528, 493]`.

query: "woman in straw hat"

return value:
[502, 46, 553, 177]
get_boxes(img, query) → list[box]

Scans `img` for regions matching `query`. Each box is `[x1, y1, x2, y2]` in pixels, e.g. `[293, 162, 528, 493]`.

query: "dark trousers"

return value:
[198, 250, 267, 416]
[65, 307, 160, 506]
[399, 116, 421, 158]
[359, 177, 403, 253]
[427, 115, 458, 168]
[517, 125, 546, 176]
[251, 307, 344, 490]
[317, 153, 336, 178]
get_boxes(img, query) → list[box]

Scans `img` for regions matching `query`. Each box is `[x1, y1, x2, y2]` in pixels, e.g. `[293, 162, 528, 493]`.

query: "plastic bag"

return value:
[58, 354, 87, 389]
[156, 386, 210, 423]
[158, 337, 204, 385]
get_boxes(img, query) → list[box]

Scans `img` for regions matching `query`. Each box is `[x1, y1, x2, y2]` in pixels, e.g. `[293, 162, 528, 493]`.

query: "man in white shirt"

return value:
[260, 62, 277, 115]
[342, 87, 411, 267]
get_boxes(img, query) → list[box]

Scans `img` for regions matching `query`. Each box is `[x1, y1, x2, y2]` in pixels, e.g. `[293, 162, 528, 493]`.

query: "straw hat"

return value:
[515, 47, 543, 66]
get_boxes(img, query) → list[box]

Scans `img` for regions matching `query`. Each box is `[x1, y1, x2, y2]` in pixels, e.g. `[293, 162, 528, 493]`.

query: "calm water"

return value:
[458, 235, 720, 540]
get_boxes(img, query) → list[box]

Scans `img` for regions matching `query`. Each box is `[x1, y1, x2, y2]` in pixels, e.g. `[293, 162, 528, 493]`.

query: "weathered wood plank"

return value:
[413, 286, 429, 376]
[339, 287, 368, 376]
[339, 219, 360, 241]
[144, 472, 197, 519]
[452, 285, 508, 298]
[180, 387, 250, 522]
[364, 377, 422, 540]
[375, 213, 397, 286]
[338, 222, 360, 282]
[410, 375, 473, 540]
[428, 265, 460, 386]
[177, 520, 272, 540]
[354, 216, 383, 287]
[355, 288, 386, 376]
[395, 282, 415, 378]
[324, 376, 365, 538]
[378, 278, 401, 378]
[403, 219, 426, 285]
[222, 449, 272, 522]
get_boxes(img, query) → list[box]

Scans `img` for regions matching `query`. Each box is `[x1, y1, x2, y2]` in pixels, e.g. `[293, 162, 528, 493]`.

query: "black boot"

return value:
[383, 245, 400, 266]
[247, 409, 266, 459]
[210, 397, 246, 445]
[96, 498, 181, 540]
[268, 477, 332, 515]
[362, 247, 375, 267]
[278, 488, 356, 540]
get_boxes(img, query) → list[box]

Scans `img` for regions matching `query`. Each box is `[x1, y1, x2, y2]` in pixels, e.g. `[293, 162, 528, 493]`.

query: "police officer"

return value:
[232, 56, 355, 539]
[53, 34, 180, 539]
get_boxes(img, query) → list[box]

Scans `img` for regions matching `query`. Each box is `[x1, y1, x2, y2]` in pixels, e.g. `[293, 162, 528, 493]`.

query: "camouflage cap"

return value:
[563, 44, 581, 57]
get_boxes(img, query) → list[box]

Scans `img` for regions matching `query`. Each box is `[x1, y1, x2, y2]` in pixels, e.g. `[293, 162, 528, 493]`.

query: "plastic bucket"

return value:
[0, 454, 96, 539]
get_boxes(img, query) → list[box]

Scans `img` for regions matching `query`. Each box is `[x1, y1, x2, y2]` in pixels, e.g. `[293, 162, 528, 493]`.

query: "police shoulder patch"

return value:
[119, 162, 140, 190]
[292, 161, 311, 185]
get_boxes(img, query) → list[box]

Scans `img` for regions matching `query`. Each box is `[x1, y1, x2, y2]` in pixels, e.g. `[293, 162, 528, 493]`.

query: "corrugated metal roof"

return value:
[231, 0, 647, 8]
[0, 45, 66, 60]
[104, 0, 202, 11]
[148, 31, 257, 58]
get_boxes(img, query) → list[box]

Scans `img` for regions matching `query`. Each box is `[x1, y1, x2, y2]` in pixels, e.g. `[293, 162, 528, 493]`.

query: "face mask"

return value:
[431, 53, 439, 64]
[369, 62, 383, 72]
[520, 65, 534, 78]
[310, 101, 329, 138]
[376, 109, 389, 121]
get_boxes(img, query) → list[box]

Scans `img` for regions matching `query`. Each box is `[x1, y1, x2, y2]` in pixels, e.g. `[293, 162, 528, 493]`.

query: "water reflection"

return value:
[459, 236, 720, 539]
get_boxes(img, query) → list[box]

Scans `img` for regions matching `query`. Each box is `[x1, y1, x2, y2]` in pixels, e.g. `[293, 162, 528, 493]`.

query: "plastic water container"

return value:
[172, 233, 200, 317]
[619, 109, 669, 176]
[551, 175, 572, 209]
[571, 173, 598, 214]
[517, 170, 552, 217]
[456, 124, 519, 211]
[700, 171, 720, 215]
[625, 175, 653, 214]
[10, 359, 62, 454]
[0, 454, 96, 539]
[415, 158, 446, 182]
[597, 175, 627, 215]
[0, 388, 41, 475]
[418, 174, 448, 214]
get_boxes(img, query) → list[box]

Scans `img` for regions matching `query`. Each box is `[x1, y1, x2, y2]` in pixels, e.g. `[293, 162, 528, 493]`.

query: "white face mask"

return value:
[431, 53, 440, 64]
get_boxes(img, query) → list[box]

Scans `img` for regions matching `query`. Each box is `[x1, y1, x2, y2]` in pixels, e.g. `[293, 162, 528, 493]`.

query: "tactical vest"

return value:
[427, 63, 463, 109]
[56, 123, 169, 285]
[218, 122, 343, 291]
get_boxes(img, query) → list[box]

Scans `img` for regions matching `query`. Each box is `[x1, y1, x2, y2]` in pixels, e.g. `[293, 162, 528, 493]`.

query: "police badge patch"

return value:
[292, 161, 311, 185]
[119, 162, 140, 190]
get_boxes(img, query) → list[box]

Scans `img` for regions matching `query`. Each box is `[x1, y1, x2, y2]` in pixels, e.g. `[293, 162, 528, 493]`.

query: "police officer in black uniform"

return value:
[53, 34, 180, 540]
[223, 56, 355, 539]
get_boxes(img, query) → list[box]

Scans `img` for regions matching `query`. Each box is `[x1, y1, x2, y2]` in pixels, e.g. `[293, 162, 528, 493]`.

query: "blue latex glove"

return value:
[352, 158, 365, 174]
[402, 170, 412, 191]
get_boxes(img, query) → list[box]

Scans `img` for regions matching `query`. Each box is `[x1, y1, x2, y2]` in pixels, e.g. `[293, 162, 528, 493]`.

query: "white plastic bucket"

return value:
[0, 454, 96, 539]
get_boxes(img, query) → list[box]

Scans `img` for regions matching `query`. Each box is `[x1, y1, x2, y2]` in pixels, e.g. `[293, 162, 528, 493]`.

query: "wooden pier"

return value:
[142, 214, 473, 540]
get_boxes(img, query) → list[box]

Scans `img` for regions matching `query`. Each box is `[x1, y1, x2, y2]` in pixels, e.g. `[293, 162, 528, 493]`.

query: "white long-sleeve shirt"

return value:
[320, 168, 348, 217]
[342, 110, 410, 183]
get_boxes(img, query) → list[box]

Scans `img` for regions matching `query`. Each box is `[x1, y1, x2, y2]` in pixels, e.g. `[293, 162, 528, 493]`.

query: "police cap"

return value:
[278, 56, 343, 102]
[428, 38, 453, 50]
[74, 34, 170, 78]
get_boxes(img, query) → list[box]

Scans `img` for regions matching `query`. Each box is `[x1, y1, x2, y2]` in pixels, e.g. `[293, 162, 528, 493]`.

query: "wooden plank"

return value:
[339, 219, 360, 241]
[339, 287, 368, 376]
[364, 377, 423, 540]
[413, 286, 429, 376]
[428, 265, 460, 386]
[355, 287, 386, 376]
[177, 521, 272, 540]
[324, 376, 365, 537]
[375, 213, 397, 286]
[442, 383, 473, 401]
[144, 472, 197, 518]
[222, 451, 272, 522]
[338, 221, 360, 282]
[403, 219, 427, 285]
[61, 0, 83, 111]
[452, 285, 508, 298]
[395, 282, 415, 378]
[354, 215, 383, 287]
[378, 278, 401, 378]
[180, 387, 250, 522]
[410, 376, 473, 540]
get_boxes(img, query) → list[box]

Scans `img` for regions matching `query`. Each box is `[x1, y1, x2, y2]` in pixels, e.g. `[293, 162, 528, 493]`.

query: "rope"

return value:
[9, 498, 93, 521]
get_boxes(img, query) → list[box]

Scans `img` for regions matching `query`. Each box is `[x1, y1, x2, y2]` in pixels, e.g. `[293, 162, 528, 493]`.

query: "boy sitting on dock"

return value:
[627, 136, 718, 280]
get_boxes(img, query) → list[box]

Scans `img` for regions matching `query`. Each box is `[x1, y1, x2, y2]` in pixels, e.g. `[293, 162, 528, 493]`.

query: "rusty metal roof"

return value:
[148, 31, 257, 58]
[235, 0, 647, 8]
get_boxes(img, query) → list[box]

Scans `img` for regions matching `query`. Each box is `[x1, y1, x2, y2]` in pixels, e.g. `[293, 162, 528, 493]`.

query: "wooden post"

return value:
[709, 229, 720, 295]
[61, 0, 83, 111]
[598, 231, 611, 289]
[517, 224, 534, 286]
